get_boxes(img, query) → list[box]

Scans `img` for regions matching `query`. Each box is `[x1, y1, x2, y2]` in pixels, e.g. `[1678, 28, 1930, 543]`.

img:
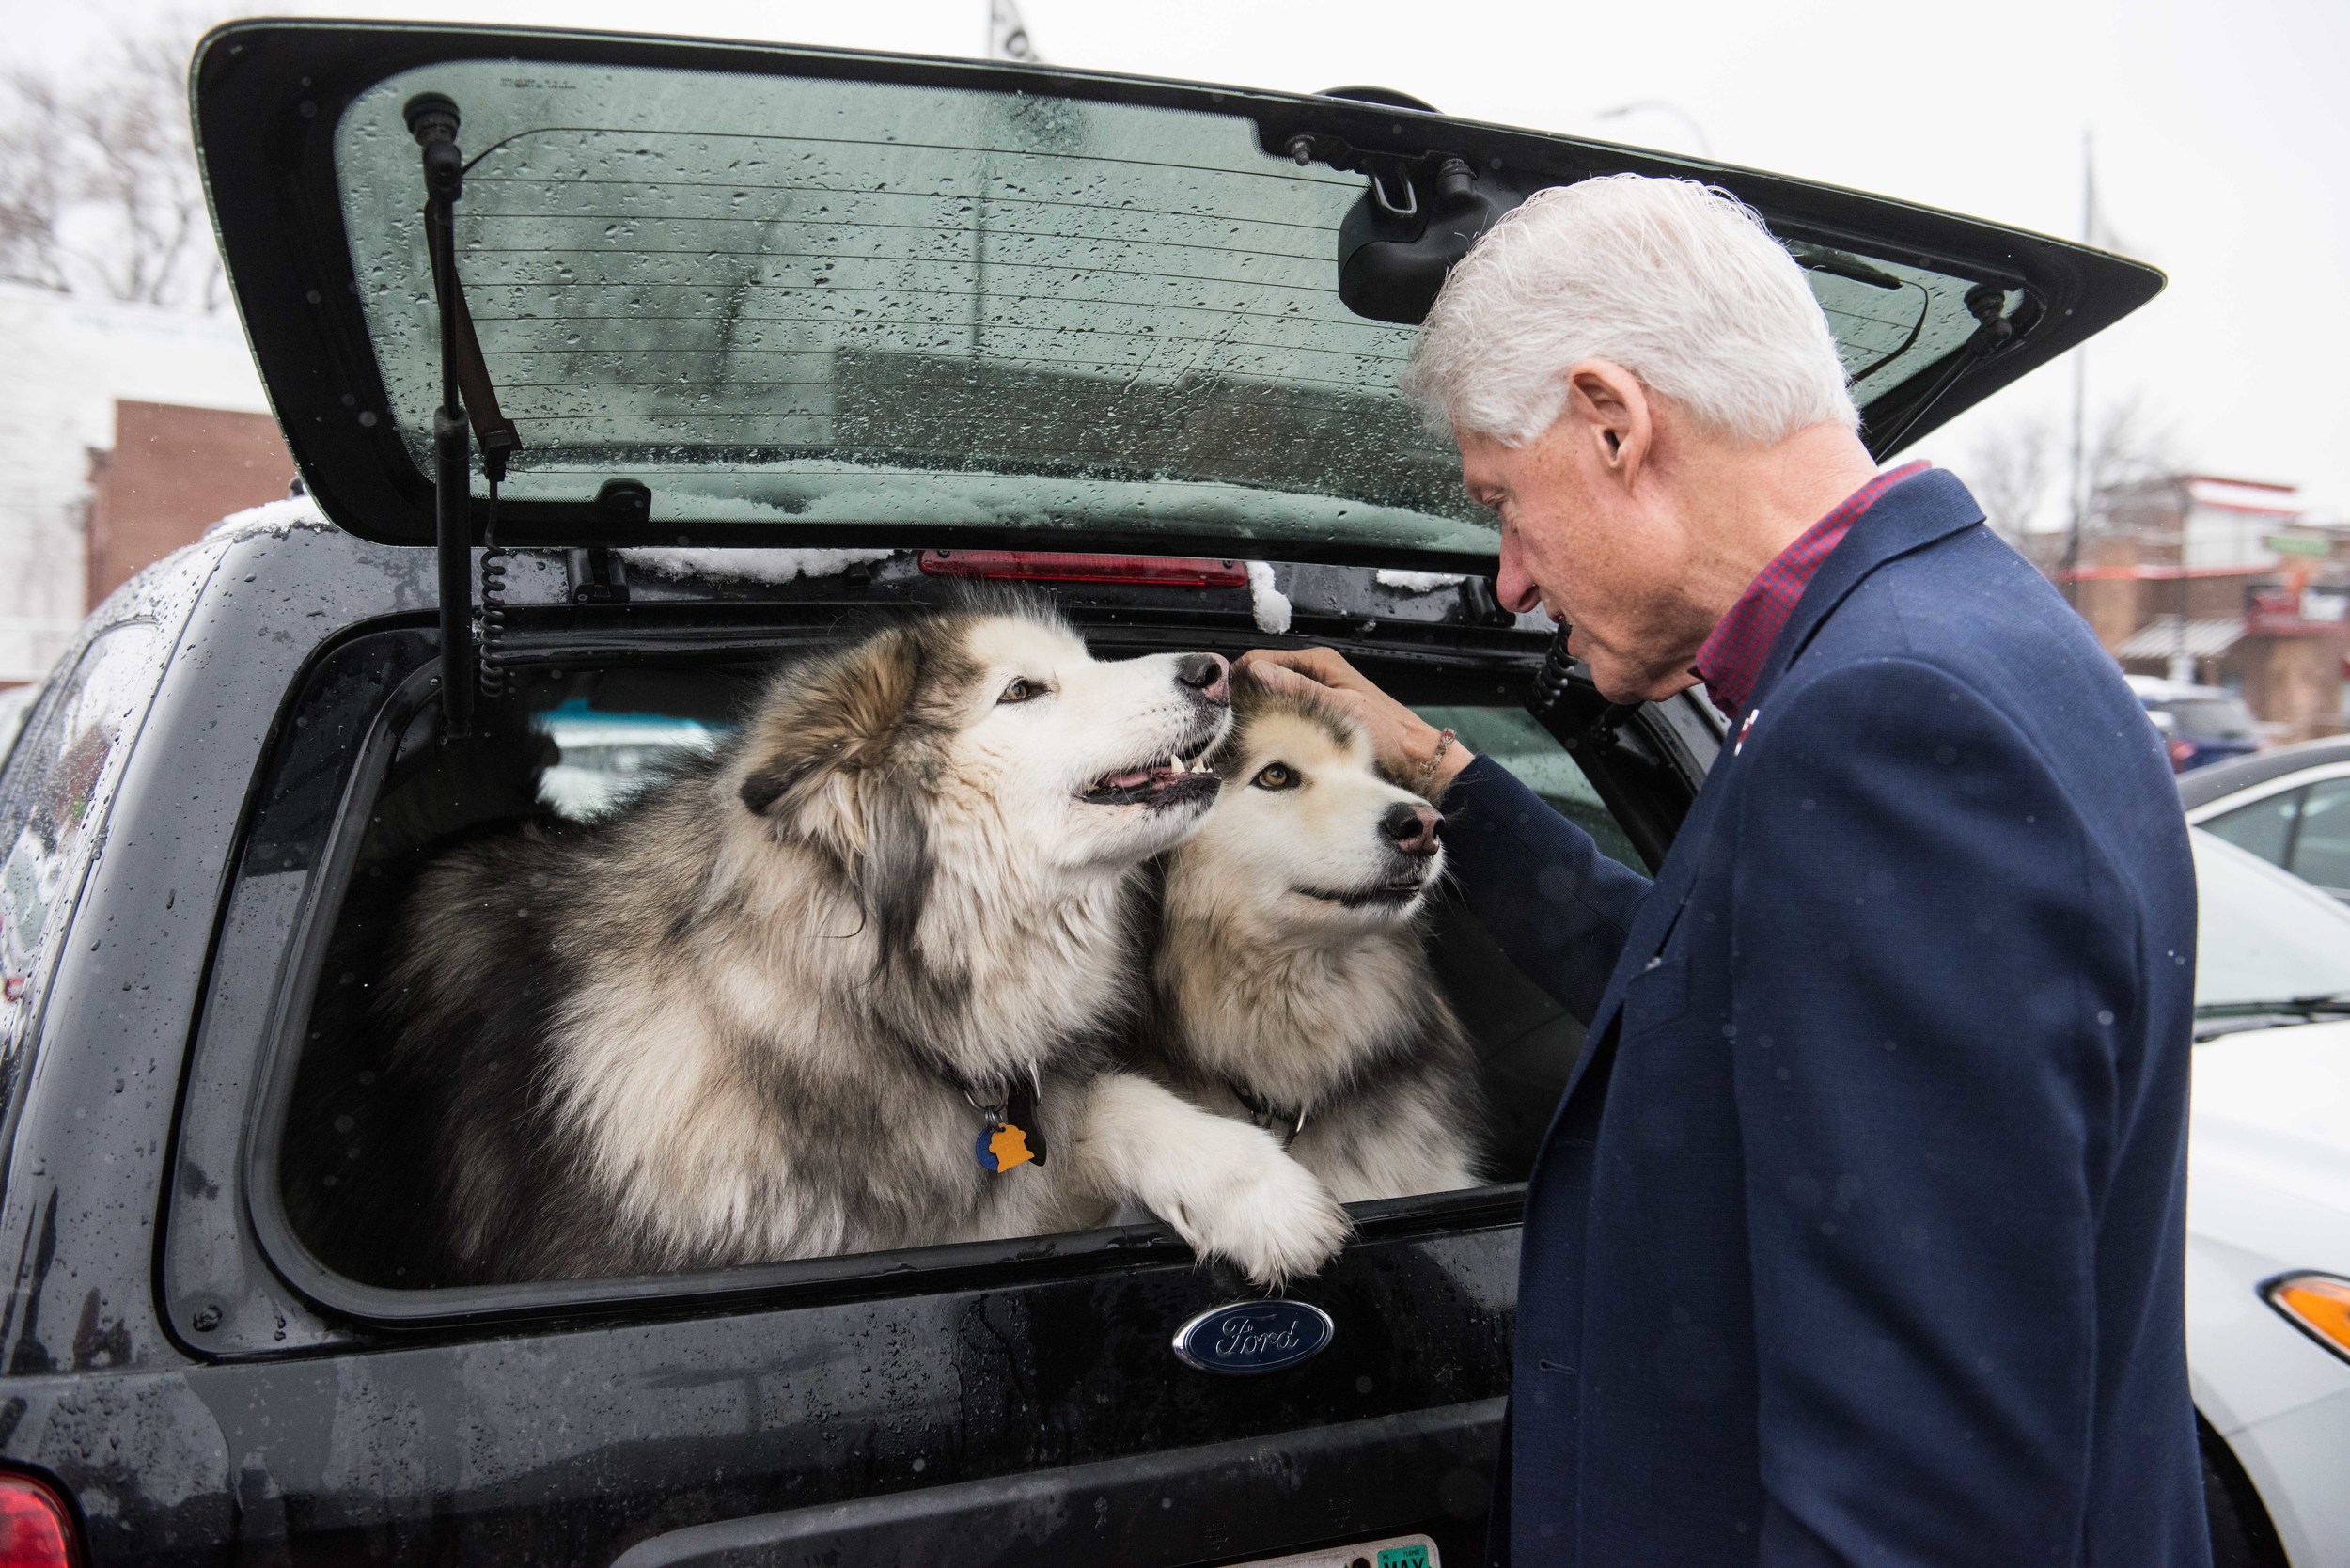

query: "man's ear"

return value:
[1562, 359, 1652, 487]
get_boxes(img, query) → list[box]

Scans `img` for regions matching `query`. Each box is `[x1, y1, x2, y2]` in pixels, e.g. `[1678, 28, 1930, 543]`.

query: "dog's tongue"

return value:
[1102, 767, 1153, 790]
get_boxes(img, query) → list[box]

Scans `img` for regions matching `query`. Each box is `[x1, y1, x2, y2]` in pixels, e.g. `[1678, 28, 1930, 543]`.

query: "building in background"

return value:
[85, 401, 293, 606]
[0, 283, 284, 687]
[2059, 476, 2350, 741]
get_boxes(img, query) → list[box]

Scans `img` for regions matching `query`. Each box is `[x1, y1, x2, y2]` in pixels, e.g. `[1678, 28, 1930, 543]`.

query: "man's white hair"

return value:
[1401, 173, 1858, 447]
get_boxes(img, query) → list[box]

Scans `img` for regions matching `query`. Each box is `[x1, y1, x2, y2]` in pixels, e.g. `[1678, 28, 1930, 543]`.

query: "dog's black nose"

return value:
[1382, 800, 1442, 857]
[1175, 652, 1231, 706]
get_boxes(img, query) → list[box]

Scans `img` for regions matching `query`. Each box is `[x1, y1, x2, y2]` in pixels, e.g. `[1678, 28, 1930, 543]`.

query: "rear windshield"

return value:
[337, 61, 1991, 559]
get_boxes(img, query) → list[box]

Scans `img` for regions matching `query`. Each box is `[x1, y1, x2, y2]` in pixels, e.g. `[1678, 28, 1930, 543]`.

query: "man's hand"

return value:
[1233, 647, 1477, 796]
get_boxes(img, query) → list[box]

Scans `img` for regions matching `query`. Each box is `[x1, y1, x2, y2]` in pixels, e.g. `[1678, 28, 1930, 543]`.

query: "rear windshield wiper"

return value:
[2196, 992, 2350, 1017]
[2193, 992, 2350, 1039]
[406, 91, 523, 741]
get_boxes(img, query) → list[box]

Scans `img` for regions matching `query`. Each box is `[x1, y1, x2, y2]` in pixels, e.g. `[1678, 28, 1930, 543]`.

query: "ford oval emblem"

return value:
[1171, 1299, 1335, 1374]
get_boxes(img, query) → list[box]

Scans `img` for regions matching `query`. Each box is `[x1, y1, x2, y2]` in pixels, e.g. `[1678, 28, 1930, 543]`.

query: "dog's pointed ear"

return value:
[738, 624, 926, 826]
[738, 620, 961, 977]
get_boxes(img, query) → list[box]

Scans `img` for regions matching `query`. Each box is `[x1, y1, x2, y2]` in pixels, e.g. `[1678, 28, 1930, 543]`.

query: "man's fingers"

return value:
[1233, 650, 1332, 695]
[1232, 643, 1452, 782]
[1233, 647, 1318, 681]
[1242, 659, 1322, 698]
[1237, 660, 1380, 729]
[1237, 645, 1370, 693]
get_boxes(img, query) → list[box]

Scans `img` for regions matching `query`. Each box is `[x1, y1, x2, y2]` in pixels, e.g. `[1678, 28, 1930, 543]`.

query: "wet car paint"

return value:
[0, 521, 1637, 1563]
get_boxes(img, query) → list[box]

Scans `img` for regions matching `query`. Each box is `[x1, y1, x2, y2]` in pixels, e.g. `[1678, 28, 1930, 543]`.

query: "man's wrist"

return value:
[1402, 725, 1476, 796]
[1431, 740, 1477, 793]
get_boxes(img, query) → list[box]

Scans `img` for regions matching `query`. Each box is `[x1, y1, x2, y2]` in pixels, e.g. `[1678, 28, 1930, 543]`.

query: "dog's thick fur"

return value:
[380, 602, 1347, 1285]
[1145, 683, 1486, 1200]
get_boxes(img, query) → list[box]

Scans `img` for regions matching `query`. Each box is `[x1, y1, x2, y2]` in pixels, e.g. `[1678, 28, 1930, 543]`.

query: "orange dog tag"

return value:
[973, 1077, 1046, 1174]
[985, 1123, 1036, 1172]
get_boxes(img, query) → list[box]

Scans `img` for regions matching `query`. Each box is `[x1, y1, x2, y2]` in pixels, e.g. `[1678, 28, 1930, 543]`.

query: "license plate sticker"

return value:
[1230, 1533, 1439, 1568]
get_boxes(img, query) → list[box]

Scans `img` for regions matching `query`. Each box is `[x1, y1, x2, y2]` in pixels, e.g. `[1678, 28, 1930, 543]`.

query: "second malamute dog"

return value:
[1146, 681, 1487, 1200]
[379, 599, 1349, 1287]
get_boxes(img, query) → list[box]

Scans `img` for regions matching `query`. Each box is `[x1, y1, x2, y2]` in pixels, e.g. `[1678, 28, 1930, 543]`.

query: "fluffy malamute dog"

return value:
[1146, 682, 1486, 1200]
[381, 600, 1348, 1286]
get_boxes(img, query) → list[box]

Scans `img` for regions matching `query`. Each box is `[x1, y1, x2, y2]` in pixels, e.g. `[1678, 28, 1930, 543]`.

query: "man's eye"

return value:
[1251, 762, 1297, 790]
[999, 678, 1043, 704]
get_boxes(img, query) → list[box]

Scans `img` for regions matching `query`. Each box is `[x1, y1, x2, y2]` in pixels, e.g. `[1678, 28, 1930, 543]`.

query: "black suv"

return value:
[0, 21, 2154, 1564]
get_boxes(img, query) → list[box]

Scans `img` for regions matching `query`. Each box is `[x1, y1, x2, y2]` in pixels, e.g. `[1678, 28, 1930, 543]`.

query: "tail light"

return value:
[918, 549, 1246, 588]
[0, 1472, 82, 1568]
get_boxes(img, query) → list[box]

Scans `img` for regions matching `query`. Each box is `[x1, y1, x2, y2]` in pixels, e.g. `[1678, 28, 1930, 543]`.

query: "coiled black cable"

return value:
[1528, 625, 1579, 718]
[478, 471, 509, 700]
[1527, 624, 1640, 750]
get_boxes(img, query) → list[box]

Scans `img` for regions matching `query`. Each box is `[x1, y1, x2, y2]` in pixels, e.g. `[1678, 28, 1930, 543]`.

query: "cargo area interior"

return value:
[273, 613, 1649, 1293]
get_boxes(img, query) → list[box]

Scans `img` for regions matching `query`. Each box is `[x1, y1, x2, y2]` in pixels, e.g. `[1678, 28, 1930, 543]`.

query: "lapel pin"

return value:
[1735, 708, 1760, 756]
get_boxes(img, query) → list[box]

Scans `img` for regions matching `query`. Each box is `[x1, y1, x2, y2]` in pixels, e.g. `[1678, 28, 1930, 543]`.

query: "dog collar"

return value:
[1225, 1078, 1307, 1146]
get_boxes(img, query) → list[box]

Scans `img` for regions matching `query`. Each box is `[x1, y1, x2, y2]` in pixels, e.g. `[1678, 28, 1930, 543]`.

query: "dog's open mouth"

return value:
[1079, 747, 1220, 809]
[1297, 874, 1434, 910]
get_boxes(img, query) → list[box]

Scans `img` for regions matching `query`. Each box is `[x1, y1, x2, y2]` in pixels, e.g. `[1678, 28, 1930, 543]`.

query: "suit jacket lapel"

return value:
[1557, 775, 1729, 1101]
[1547, 468, 1985, 1117]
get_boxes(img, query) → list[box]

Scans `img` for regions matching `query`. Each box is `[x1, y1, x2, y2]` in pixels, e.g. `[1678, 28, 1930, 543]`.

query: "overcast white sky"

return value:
[24, 0, 2350, 520]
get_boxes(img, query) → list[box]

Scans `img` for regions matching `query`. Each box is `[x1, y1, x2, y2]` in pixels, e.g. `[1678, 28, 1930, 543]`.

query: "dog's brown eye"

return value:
[999, 678, 1042, 704]
[1251, 762, 1297, 791]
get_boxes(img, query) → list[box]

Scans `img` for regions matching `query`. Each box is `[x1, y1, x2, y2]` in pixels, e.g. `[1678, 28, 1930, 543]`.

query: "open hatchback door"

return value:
[196, 21, 2160, 577]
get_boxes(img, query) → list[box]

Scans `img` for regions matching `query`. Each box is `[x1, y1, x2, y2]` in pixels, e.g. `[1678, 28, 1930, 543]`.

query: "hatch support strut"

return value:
[405, 92, 521, 739]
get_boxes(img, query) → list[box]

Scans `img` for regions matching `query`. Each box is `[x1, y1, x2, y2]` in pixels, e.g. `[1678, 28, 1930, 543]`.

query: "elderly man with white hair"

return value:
[1244, 176, 2207, 1567]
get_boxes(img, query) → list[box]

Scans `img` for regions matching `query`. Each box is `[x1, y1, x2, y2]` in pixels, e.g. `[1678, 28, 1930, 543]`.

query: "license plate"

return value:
[1230, 1534, 1439, 1568]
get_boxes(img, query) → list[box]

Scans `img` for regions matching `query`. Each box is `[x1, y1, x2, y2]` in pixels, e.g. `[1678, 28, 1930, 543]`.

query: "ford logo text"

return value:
[1170, 1299, 1335, 1374]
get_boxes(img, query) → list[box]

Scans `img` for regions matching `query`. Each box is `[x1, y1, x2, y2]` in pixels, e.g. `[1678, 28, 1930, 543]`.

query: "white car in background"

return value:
[2184, 735, 2350, 903]
[2188, 829, 2350, 1564]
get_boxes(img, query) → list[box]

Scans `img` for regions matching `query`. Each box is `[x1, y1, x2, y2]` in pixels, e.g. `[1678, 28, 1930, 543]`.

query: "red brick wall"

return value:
[86, 400, 295, 609]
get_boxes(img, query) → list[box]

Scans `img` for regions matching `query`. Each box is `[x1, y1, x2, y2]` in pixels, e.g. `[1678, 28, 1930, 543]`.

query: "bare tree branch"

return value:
[1961, 392, 2185, 551]
[1965, 415, 2054, 540]
[2082, 395, 2187, 543]
[0, 28, 224, 311]
[0, 72, 71, 293]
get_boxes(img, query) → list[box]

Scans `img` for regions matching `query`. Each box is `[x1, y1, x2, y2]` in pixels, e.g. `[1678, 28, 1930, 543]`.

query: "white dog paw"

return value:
[1161, 1127, 1350, 1288]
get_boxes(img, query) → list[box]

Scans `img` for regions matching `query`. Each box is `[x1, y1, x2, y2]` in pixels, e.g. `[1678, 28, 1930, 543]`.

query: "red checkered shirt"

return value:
[1692, 461, 1931, 723]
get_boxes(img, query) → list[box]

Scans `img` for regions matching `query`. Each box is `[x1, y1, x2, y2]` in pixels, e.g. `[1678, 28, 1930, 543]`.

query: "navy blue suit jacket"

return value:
[1447, 469, 2208, 1566]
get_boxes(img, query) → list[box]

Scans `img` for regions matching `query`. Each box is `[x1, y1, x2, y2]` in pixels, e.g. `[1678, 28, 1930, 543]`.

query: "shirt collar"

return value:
[1692, 460, 1931, 723]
